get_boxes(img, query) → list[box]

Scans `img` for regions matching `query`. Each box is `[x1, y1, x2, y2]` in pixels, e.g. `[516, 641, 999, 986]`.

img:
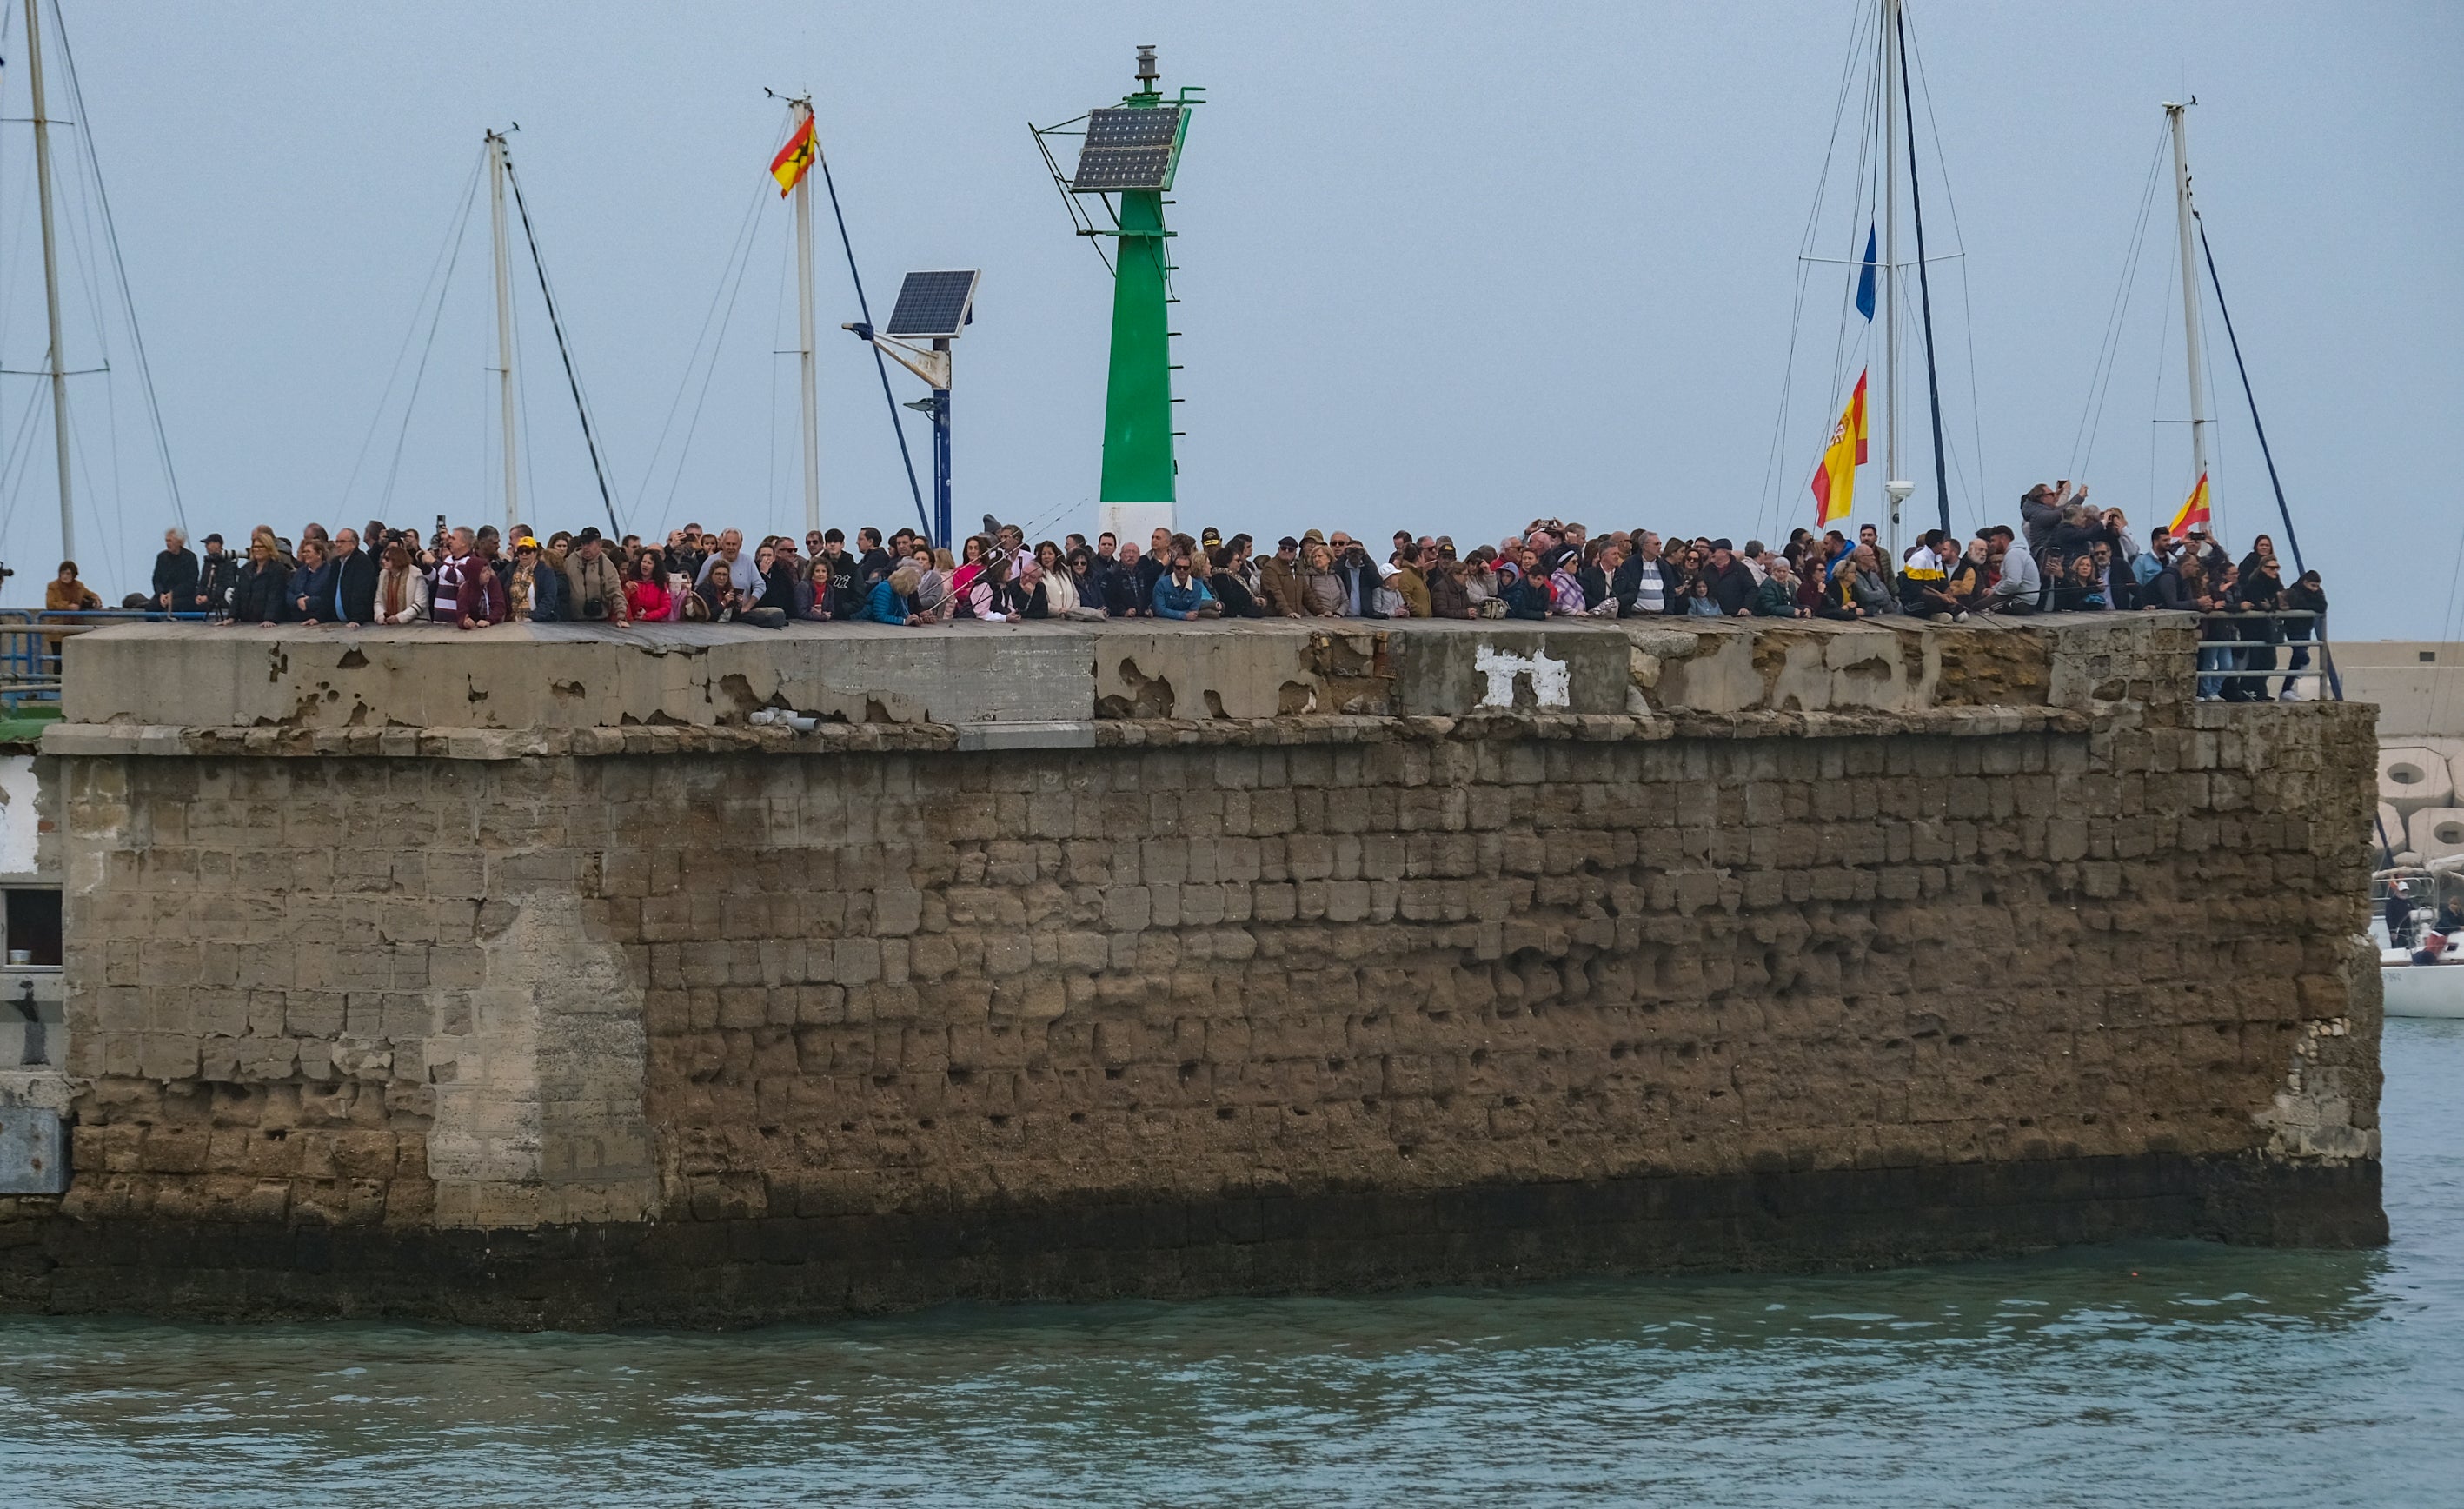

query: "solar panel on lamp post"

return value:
[845, 269, 979, 547]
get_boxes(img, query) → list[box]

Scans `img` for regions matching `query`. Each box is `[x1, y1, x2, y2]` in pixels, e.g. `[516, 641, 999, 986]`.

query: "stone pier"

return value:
[0, 614, 2384, 1326]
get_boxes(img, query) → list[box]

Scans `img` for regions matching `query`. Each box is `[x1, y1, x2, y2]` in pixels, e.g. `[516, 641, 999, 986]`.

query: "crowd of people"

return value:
[110, 480, 2324, 701]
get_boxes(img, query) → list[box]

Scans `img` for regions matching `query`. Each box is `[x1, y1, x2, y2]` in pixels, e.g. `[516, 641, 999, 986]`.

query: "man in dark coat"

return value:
[854, 527, 891, 584]
[818, 528, 861, 618]
[1332, 542, 1378, 616]
[151, 528, 200, 615]
[1707, 539, 1757, 617]
[309, 528, 380, 624]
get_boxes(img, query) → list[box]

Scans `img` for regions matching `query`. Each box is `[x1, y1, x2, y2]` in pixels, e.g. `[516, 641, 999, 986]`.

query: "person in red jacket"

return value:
[626, 549, 673, 623]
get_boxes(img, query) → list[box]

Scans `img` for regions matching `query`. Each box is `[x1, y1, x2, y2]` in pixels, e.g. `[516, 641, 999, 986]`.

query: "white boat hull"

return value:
[2382, 962, 2464, 1019]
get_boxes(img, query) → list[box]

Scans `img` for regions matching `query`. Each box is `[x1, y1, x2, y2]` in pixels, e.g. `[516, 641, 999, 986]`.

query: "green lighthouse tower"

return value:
[1048, 44, 1200, 547]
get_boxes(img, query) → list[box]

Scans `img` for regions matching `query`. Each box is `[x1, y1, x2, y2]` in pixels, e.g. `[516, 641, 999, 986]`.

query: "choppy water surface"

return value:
[3, 1024, 2460, 1506]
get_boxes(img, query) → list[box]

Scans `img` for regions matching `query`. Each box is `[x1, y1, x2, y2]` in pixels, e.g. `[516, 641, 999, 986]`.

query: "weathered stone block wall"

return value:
[3, 708, 2380, 1323]
[0, 615, 2381, 1326]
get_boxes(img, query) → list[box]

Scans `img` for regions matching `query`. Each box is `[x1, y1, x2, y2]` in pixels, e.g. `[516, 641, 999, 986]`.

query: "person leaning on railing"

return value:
[43, 562, 101, 614]
[286, 539, 328, 622]
[123, 502, 2335, 661]
[2224, 554, 2286, 703]
[2281, 568, 2327, 701]
[373, 542, 429, 624]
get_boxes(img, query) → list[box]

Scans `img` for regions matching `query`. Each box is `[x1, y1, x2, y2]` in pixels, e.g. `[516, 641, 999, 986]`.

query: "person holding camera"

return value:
[563, 528, 629, 626]
[193, 534, 237, 619]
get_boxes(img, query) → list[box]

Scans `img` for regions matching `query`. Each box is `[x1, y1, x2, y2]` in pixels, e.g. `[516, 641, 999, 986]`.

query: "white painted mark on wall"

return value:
[0, 756, 38, 877]
[1474, 644, 1571, 709]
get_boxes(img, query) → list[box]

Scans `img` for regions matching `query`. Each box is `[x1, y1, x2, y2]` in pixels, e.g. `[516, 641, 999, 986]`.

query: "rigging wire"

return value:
[1028, 116, 1115, 276]
[2145, 228, 2176, 520]
[472, 269, 486, 532]
[2429, 503, 2464, 741]
[102, 314, 123, 576]
[1903, 19, 1986, 525]
[512, 275, 541, 535]
[1832, 36, 1878, 412]
[376, 156, 483, 520]
[634, 169, 767, 534]
[2199, 249, 2228, 540]
[812, 136, 932, 542]
[64, 365, 120, 588]
[0, 83, 17, 398]
[1757, 0, 1873, 540]
[48, 1, 183, 532]
[342, 152, 483, 513]
[2069, 124, 2168, 482]
[59, 120, 111, 380]
[501, 150, 624, 537]
[0, 381, 49, 545]
[0, 8, 23, 563]
[2196, 215, 2335, 692]
[1810, 0, 1880, 542]
[766, 213, 789, 525]
[1896, 3, 1951, 541]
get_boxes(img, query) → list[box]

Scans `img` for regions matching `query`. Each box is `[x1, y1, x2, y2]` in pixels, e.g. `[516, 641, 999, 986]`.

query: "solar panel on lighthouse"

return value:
[884, 270, 980, 340]
[1071, 106, 1183, 192]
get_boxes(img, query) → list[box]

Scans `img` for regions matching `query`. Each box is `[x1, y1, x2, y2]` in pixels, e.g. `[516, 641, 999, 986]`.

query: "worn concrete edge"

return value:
[37, 707, 2112, 760]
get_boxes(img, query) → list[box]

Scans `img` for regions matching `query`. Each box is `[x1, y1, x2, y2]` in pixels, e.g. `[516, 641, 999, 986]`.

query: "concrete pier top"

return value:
[57, 613, 2197, 735]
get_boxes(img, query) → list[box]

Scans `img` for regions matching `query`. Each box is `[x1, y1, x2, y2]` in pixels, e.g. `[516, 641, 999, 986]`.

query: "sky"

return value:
[0, 0, 2453, 638]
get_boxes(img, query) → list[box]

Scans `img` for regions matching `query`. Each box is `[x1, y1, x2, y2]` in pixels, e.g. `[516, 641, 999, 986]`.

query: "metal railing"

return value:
[0, 608, 211, 709]
[2191, 608, 2334, 696]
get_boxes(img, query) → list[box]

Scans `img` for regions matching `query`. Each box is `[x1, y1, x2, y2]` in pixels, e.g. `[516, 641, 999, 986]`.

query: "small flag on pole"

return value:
[2168, 472, 2211, 535]
[770, 113, 817, 196]
[1810, 369, 1869, 526]
[1855, 224, 1877, 322]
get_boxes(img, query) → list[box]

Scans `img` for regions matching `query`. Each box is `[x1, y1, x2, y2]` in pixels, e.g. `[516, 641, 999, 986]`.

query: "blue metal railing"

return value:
[0, 608, 212, 709]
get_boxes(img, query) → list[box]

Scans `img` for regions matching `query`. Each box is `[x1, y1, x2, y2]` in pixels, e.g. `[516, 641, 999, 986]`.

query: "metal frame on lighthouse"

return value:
[1049, 44, 1202, 548]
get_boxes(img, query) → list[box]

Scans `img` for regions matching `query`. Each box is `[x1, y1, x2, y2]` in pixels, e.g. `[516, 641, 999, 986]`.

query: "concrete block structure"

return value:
[0, 614, 2384, 1326]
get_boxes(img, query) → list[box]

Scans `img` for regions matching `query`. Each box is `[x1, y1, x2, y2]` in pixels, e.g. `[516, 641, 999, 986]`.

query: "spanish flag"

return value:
[770, 114, 817, 197]
[2168, 471, 2211, 536]
[1809, 369, 1868, 527]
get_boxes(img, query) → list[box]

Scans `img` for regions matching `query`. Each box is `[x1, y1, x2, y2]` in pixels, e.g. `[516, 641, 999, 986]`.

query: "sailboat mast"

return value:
[2164, 101, 2211, 509]
[792, 101, 821, 537]
[23, 0, 73, 561]
[1880, 0, 1904, 563]
[487, 130, 519, 536]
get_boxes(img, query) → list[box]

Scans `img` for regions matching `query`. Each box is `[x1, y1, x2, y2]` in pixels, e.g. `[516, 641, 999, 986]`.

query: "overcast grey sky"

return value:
[0, 1, 2454, 636]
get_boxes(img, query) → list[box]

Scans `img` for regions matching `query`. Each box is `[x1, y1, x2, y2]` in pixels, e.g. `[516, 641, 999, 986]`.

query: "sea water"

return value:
[2, 1021, 2458, 1506]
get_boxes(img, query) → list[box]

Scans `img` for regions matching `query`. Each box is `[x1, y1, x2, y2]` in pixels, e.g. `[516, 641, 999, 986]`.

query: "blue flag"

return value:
[1855, 224, 1877, 322]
